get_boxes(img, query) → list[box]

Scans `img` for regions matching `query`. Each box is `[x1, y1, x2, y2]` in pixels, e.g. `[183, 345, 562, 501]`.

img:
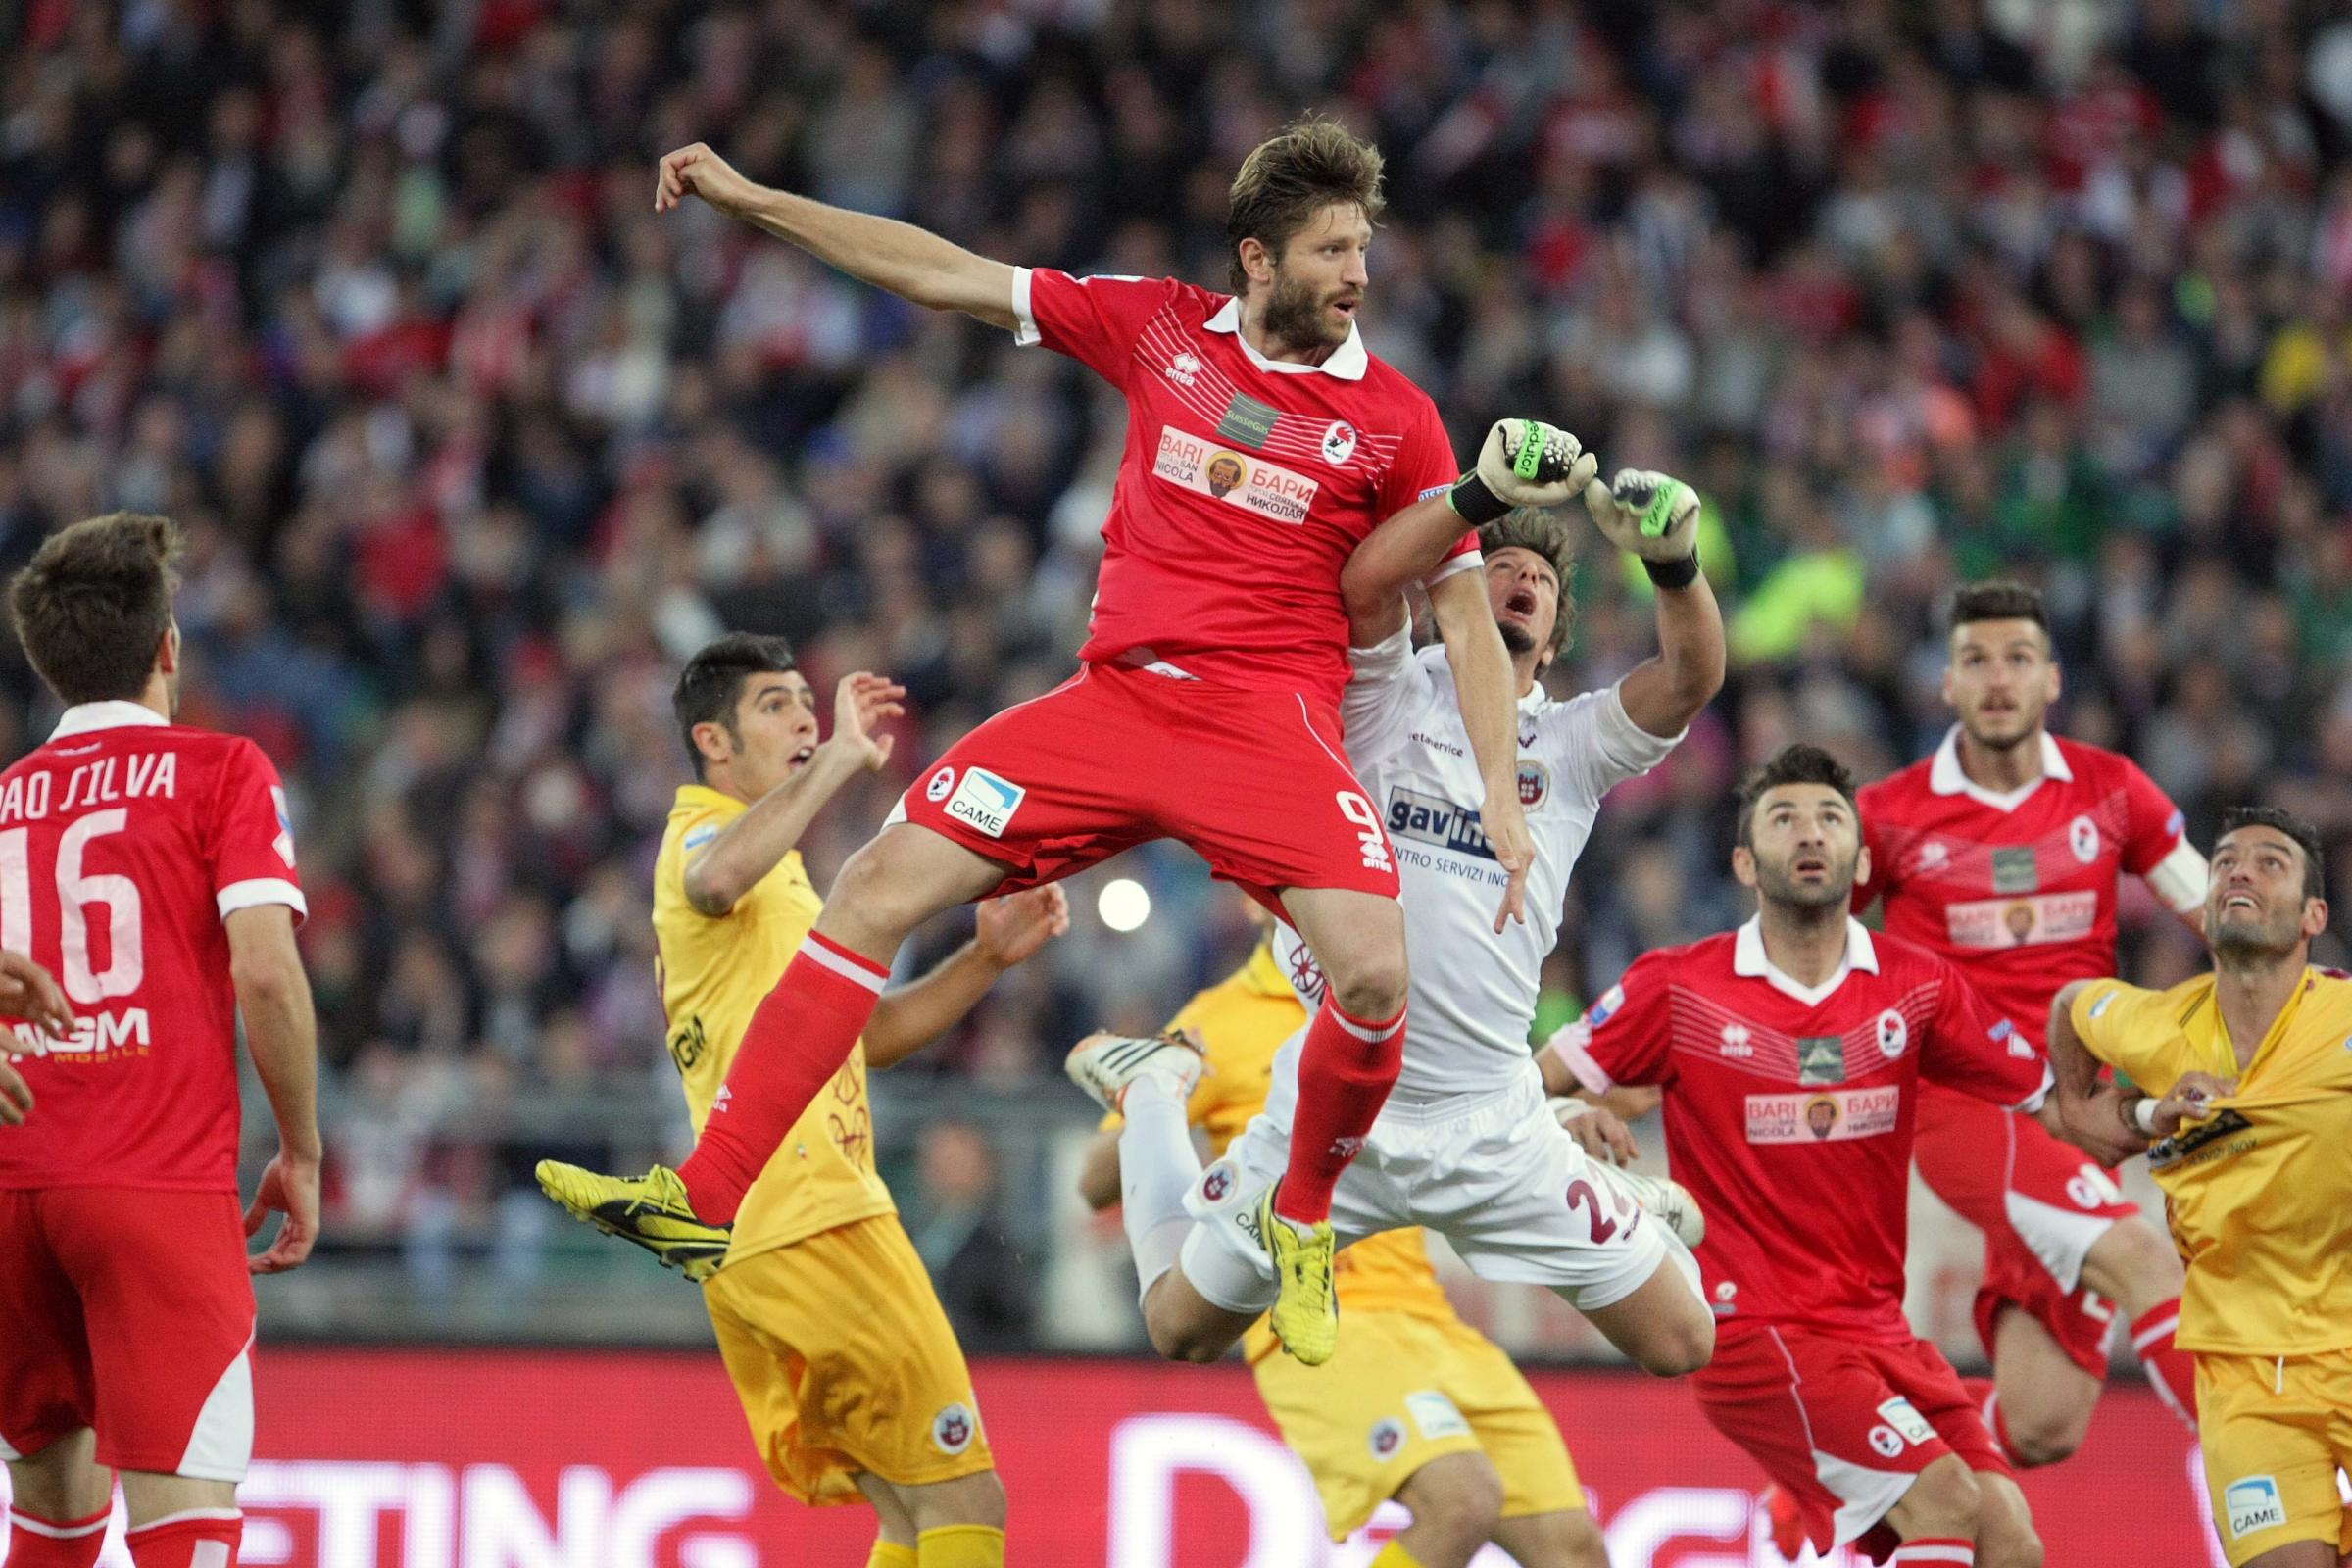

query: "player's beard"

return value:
[1497, 619, 1538, 657]
[2210, 897, 2302, 965]
[1260, 269, 1351, 352]
[1961, 696, 2043, 752]
[1754, 844, 1861, 914]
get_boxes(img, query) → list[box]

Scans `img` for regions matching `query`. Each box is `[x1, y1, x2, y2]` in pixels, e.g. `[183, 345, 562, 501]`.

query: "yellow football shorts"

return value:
[1252, 1308, 1585, 1542]
[2196, 1348, 2352, 1567]
[703, 1213, 993, 1506]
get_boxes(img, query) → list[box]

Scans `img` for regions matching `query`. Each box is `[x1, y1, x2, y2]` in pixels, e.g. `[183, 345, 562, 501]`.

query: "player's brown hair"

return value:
[1734, 743, 1858, 849]
[1948, 580, 2050, 642]
[674, 631, 798, 780]
[9, 512, 184, 706]
[1480, 509, 1579, 661]
[2218, 805, 2327, 903]
[1225, 115, 1387, 292]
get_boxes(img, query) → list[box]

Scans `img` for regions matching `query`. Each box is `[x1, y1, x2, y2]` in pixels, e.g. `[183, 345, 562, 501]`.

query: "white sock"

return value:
[1118, 1075, 1200, 1301]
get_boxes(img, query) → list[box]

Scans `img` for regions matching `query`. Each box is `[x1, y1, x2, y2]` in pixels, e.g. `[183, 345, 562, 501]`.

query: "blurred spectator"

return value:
[906, 1120, 1035, 1354]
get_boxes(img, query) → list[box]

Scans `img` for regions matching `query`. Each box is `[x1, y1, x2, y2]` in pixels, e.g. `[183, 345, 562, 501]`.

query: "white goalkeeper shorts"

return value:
[1178, 1054, 1690, 1317]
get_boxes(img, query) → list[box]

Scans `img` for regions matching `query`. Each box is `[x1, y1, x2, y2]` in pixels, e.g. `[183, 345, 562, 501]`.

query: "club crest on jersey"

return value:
[931, 1402, 977, 1456]
[1321, 420, 1358, 466]
[1200, 1164, 1233, 1203]
[1517, 760, 1549, 808]
[926, 765, 956, 803]
[2070, 813, 2100, 863]
[1368, 1417, 1406, 1459]
[1875, 1008, 1908, 1059]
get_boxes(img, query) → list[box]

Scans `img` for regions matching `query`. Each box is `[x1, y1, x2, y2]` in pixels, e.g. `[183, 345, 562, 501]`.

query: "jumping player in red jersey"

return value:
[0, 513, 319, 1568]
[1852, 582, 2205, 1468]
[1538, 745, 2138, 1567]
[538, 117, 1604, 1362]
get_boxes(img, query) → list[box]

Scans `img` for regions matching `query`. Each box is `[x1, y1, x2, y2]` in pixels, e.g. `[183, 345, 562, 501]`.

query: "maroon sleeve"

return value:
[1919, 955, 2046, 1108]
[2117, 755, 2189, 876]
[1558, 951, 1680, 1090]
[1015, 270, 1182, 390]
[206, 739, 306, 923]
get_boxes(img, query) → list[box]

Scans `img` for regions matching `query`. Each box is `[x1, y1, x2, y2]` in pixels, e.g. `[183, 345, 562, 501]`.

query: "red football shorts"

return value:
[0, 1188, 257, 1480]
[892, 662, 1401, 906]
[1695, 1321, 2009, 1559]
[1913, 1082, 2133, 1378]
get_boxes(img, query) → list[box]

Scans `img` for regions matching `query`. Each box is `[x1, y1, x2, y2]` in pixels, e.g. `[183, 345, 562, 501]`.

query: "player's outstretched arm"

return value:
[683, 673, 904, 915]
[1589, 472, 1726, 738]
[863, 886, 1070, 1068]
[656, 143, 1017, 330]
[2042, 980, 2150, 1168]
[1428, 567, 1534, 930]
[228, 904, 322, 1274]
[1341, 419, 1598, 614]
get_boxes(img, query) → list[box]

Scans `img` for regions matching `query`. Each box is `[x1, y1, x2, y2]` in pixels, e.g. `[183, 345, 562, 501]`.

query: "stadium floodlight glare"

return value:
[1099, 878, 1152, 933]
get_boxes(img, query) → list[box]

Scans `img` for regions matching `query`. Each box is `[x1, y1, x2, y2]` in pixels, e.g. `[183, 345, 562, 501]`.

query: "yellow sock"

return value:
[1370, 1544, 1428, 1568]
[916, 1523, 1006, 1567]
[865, 1542, 918, 1568]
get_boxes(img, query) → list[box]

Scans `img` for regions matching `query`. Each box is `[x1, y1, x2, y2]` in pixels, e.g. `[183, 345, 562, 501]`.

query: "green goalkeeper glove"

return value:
[1584, 468, 1702, 586]
[1449, 419, 1598, 525]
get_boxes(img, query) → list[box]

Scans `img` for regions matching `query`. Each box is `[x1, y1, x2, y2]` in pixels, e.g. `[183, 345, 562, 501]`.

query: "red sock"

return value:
[1961, 1377, 2027, 1468]
[1887, 1541, 1972, 1565]
[1276, 996, 1403, 1223]
[7, 1505, 111, 1568]
[126, 1509, 240, 1567]
[2132, 1300, 2198, 1429]
[676, 932, 890, 1222]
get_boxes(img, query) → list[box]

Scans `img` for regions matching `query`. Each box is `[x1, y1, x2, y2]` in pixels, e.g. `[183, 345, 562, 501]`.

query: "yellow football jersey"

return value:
[1107, 943, 1459, 1358]
[654, 785, 894, 1265]
[2072, 967, 2352, 1356]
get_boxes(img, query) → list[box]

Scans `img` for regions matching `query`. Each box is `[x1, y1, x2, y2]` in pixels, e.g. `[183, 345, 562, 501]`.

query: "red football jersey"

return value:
[1561, 920, 2047, 1340]
[0, 703, 305, 1192]
[1855, 729, 2196, 1048]
[1014, 269, 1471, 707]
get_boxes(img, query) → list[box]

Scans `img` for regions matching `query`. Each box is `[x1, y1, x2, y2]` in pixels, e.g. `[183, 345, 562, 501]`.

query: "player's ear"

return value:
[158, 622, 180, 675]
[1939, 662, 1955, 709]
[690, 719, 732, 769]
[2303, 896, 2329, 942]
[2043, 654, 2062, 704]
[1238, 235, 1274, 288]
[1853, 842, 1872, 888]
[1730, 844, 1758, 891]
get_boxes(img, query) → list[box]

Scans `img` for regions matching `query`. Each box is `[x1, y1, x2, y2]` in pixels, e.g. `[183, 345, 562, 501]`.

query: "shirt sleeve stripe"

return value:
[1010, 267, 1040, 347]
[1425, 547, 1483, 586]
[218, 878, 307, 922]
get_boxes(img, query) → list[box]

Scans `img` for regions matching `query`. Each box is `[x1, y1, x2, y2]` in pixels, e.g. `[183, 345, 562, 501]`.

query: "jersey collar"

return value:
[1928, 725, 2072, 812]
[672, 783, 747, 817]
[50, 700, 169, 740]
[1201, 297, 1368, 381]
[1733, 915, 1880, 1006]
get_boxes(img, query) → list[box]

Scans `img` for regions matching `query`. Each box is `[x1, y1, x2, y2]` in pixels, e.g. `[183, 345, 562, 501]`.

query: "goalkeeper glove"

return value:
[1584, 468, 1702, 587]
[1449, 419, 1598, 525]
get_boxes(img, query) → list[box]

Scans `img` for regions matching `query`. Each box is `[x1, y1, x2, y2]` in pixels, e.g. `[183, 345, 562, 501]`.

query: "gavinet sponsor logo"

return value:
[1152, 427, 1317, 525]
[1744, 1084, 1900, 1144]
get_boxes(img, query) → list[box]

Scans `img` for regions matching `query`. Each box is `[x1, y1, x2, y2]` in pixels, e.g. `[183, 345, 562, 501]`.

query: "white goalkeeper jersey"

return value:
[1276, 626, 1682, 1096]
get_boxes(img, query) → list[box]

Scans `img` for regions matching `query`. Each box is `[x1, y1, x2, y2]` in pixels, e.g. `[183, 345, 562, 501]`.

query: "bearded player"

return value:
[541, 115, 1607, 1361]
[1064, 478, 1722, 1400]
[645, 634, 1068, 1568]
[1852, 582, 2204, 1471]
[1544, 745, 2128, 1567]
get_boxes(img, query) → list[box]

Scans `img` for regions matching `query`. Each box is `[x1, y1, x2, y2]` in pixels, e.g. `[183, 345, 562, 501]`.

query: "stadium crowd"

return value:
[3, 0, 2351, 1306]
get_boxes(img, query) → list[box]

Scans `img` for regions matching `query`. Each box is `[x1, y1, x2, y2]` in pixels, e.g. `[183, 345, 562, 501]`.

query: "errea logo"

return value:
[1166, 352, 1202, 388]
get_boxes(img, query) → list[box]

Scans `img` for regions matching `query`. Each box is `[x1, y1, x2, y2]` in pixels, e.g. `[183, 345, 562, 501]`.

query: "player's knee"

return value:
[2086, 1214, 2183, 1302]
[1543, 1507, 1612, 1568]
[1143, 1313, 1228, 1365]
[1893, 1458, 1981, 1539]
[1324, 946, 1408, 1022]
[2001, 1396, 2089, 1467]
[1633, 1298, 1714, 1377]
[1974, 1484, 2043, 1568]
[824, 837, 940, 949]
[1400, 1454, 1505, 1549]
[903, 1468, 1006, 1533]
